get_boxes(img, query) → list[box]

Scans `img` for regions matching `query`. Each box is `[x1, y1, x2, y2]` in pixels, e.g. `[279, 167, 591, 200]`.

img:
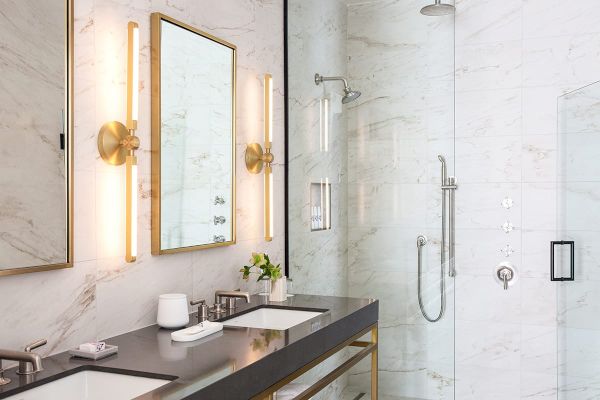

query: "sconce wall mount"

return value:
[98, 121, 140, 165]
[245, 143, 273, 175]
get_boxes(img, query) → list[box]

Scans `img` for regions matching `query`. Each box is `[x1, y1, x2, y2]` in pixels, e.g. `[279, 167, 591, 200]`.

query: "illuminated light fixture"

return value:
[245, 74, 274, 241]
[97, 21, 140, 262]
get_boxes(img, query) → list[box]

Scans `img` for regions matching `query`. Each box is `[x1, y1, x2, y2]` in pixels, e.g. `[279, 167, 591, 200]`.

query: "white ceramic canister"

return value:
[157, 293, 189, 329]
[269, 277, 287, 302]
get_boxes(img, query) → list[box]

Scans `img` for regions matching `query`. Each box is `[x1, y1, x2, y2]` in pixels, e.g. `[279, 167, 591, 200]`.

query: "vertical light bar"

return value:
[325, 177, 330, 229]
[264, 74, 273, 241]
[265, 165, 273, 241]
[126, 21, 139, 262]
[127, 22, 139, 130]
[320, 98, 329, 152]
[264, 74, 273, 148]
[126, 155, 138, 262]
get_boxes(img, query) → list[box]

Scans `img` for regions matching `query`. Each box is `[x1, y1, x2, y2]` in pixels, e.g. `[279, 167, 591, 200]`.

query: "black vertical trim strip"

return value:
[283, 0, 290, 277]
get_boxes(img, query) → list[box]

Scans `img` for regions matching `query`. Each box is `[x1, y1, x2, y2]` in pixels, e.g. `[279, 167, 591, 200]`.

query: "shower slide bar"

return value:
[417, 155, 457, 323]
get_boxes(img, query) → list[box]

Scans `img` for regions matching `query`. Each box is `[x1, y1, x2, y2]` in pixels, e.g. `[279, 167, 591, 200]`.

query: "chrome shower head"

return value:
[420, 0, 455, 16]
[342, 88, 361, 104]
[315, 73, 361, 104]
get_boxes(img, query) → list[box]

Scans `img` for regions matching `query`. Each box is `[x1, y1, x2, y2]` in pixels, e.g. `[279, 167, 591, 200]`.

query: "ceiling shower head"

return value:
[420, 0, 455, 16]
[315, 73, 361, 104]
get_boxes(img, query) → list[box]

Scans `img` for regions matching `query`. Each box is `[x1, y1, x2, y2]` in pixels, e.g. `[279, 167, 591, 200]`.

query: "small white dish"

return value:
[69, 344, 118, 361]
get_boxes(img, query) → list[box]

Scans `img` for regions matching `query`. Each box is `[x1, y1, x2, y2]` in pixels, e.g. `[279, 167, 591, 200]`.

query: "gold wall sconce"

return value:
[97, 21, 140, 262]
[245, 74, 274, 241]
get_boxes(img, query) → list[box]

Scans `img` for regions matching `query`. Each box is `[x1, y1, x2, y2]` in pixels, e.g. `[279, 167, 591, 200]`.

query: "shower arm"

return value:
[314, 74, 349, 90]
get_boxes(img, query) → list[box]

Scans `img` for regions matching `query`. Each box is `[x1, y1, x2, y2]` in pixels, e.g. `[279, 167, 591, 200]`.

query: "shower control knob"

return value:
[501, 197, 514, 209]
[494, 262, 517, 291]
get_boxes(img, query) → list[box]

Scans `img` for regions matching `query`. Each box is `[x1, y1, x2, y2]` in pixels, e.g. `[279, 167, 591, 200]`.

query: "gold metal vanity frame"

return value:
[0, 0, 74, 277]
[253, 323, 378, 400]
[150, 13, 237, 255]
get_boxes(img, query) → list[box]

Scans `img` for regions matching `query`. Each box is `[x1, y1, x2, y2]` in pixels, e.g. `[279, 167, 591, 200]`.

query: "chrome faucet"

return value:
[214, 290, 250, 310]
[0, 339, 47, 385]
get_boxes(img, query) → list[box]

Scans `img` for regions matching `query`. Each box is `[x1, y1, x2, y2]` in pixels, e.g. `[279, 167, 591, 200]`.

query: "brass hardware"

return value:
[250, 323, 378, 400]
[0, 0, 74, 277]
[150, 13, 237, 255]
[97, 21, 140, 263]
[245, 74, 274, 242]
[98, 122, 133, 165]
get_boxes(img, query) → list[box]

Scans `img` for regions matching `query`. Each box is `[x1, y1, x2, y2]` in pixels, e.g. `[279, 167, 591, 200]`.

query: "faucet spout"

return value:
[214, 290, 250, 305]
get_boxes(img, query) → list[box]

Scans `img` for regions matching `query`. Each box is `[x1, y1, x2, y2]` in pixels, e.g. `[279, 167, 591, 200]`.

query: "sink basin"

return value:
[4, 370, 171, 400]
[221, 307, 323, 330]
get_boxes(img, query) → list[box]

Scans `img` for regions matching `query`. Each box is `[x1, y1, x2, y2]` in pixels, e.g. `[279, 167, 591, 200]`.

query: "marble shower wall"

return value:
[287, 1, 349, 398]
[0, 0, 284, 362]
[454, 0, 600, 398]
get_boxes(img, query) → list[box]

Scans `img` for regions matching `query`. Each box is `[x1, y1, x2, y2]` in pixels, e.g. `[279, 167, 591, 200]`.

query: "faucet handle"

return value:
[24, 339, 47, 353]
[190, 299, 205, 306]
[0, 362, 11, 386]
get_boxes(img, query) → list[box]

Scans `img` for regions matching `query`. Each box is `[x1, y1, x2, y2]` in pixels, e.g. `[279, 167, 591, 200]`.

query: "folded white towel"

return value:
[78, 342, 106, 353]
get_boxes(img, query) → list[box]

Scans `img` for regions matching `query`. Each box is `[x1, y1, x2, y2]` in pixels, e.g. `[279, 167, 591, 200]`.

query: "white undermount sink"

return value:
[221, 307, 323, 330]
[4, 370, 171, 400]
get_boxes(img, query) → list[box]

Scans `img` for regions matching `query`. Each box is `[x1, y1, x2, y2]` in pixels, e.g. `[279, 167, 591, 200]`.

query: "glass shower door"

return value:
[556, 81, 600, 399]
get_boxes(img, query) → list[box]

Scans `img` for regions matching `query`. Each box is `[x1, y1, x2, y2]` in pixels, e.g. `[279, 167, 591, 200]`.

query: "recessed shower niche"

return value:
[310, 181, 331, 232]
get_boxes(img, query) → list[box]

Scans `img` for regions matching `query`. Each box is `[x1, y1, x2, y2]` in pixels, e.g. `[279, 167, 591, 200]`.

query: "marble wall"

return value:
[0, 0, 284, 365]
[453, 0, 600, 398]
[287, 0, 349, 398]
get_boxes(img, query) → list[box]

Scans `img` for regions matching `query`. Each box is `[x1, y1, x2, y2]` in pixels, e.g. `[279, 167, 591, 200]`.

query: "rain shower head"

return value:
[315, 73, 361, 104]
[420, 0, 455, 16]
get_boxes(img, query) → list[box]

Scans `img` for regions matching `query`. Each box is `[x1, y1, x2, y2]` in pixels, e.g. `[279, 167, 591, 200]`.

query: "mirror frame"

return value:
[0, 0, 74, 277]
[150, 13, 237, 255]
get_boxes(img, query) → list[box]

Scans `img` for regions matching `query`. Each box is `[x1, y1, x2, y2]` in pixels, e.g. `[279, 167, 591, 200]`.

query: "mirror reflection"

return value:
[152, 14, 236, 253]
[0, 0, 71, 273]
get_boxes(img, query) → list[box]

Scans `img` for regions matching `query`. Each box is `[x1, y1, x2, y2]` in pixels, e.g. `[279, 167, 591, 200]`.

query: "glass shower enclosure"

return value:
[556, 81, 600, 399]
[285, 1, 456, 398]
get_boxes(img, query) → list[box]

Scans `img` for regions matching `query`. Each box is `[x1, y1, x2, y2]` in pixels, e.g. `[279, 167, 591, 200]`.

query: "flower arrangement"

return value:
[240, 252, 283, 282]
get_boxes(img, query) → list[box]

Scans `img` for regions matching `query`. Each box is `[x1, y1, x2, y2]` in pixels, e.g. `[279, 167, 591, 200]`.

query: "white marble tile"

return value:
[521, 324, 557, 375]
[558, 182, 600, 232]
[558, 132, 600, 183]
[455, 364, 520, 400]
[521, 229, 555, 278]
[522, 135, 557, 183]
[522, 182, 557, 231]
[455, 136, 522, 183]
[523, 33, 600, 88]
[520, 277, 556, 327]
[523, 0, 600, 39]
[456, 41, 522, 92]
[456, 228, 522, 277]
[456, 182, 522, 229]
[455, 320, 521, 370]
[455, 0, 522, 45]
[455, 88, 522, 138]
[455, 274, 521, 324]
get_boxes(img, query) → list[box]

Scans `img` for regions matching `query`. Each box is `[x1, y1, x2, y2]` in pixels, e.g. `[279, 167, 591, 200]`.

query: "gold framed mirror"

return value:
[0, 0, 73, 276]
[151, 13, 236, 255]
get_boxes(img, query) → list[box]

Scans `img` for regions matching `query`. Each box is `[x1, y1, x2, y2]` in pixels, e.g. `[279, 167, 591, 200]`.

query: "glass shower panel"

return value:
[286, 0, 455, 399]
[556, 81, 600, 399]
[344, 1, 455, 399]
